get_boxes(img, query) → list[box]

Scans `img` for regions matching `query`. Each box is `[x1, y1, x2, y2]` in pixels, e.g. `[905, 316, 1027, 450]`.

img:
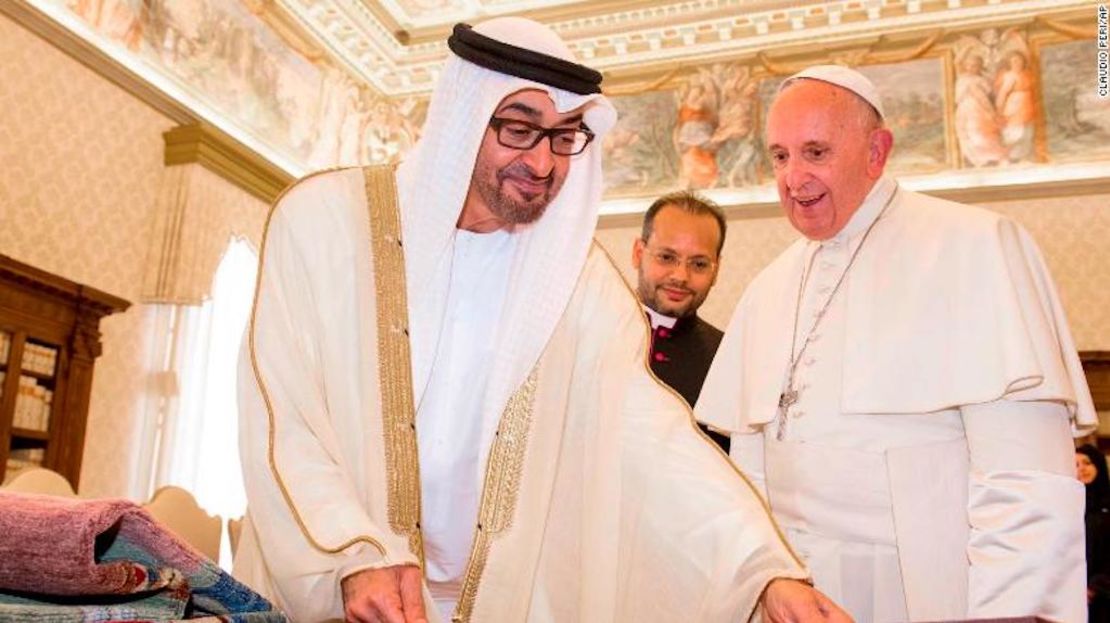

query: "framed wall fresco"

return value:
[42, 0, 425, 171]
[601, 23, 1107, 206]
[1039, 39, 1110, 164]
[603, 89, 680, 197]
[862, 58, 949, 175]
[950, 27, 1039, 167]
[604, 55, 950, 196]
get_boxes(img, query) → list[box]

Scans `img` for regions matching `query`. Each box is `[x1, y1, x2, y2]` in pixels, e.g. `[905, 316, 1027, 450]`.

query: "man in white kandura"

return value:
[697, 65, 1097, 623]
[234, 18, 850, 623]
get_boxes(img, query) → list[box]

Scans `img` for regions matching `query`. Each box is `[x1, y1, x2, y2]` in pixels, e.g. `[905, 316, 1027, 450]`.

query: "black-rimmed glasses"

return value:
[488, 117, 595, 156]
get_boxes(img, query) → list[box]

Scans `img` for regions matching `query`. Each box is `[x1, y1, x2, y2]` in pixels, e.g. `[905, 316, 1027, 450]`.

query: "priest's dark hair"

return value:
[641, 190, 727, 256]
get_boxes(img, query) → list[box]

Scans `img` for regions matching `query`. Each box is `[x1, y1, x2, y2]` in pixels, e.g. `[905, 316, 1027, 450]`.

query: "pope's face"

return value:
[765, 80, 892, 240]
[1077, 452, 1098, 485]
[464, 89, 584, 229]
[632, 205, 722, 318]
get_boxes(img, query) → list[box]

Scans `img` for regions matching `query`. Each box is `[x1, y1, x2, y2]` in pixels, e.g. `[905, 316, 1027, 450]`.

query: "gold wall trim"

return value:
[364, 165, 425, 566]
[453, 369, 539, 622]
[597, 175, 1110, 228]
[163, 124, 294, 204]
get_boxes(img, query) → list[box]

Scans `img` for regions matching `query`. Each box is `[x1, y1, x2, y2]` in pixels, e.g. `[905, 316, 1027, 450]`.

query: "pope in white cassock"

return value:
[697, 65, 1098, 623]
[233, 17, 850, 623]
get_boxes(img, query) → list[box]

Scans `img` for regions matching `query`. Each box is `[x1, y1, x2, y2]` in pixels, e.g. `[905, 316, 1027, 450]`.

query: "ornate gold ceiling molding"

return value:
[277, 0, 1097, 97]
[244, 0, 327, 62]
[163, 125, 294, 204]
[1034, 14, 1099, 39]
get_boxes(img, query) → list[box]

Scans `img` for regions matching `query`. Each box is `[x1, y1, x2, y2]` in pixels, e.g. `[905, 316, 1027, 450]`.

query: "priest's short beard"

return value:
[474, 160, 566, 225]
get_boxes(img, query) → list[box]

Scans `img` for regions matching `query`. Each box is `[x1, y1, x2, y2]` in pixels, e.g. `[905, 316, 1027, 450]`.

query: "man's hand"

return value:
[761, 578, 853, 623]
[341, 564, 428, 623]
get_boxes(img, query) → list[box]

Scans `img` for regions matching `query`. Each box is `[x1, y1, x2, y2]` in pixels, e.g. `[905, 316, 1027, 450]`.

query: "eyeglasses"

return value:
[643, 245, 717, 275]
[488, 117, 595, 156]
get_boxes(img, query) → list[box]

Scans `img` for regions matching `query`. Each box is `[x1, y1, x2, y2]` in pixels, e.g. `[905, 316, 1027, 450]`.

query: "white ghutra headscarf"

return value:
[396, 17, 616, 449]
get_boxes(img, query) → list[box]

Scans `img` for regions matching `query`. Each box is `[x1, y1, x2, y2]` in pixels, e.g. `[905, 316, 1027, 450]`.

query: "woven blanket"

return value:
[0, 491, 286, 622]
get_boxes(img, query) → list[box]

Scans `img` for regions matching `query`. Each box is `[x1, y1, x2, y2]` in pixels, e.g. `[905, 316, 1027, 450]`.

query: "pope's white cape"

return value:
[698, 179, 1096, 435]
[696, 178, 1095, 621]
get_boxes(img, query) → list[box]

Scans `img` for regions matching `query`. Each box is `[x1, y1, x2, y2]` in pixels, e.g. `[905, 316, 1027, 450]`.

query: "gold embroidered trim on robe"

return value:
[249, 167, 388, 557]
[364, 165, 426, 565]
[453, 369, 540, 622]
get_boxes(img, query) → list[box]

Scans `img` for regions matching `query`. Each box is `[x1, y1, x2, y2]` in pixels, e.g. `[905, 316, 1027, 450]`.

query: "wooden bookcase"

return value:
[0, 254, 129, 489]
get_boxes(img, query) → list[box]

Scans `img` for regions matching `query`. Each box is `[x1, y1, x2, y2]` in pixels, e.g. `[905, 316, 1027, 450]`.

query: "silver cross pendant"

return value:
[776, 389, 798, 441]
[778, 389, 798, 409]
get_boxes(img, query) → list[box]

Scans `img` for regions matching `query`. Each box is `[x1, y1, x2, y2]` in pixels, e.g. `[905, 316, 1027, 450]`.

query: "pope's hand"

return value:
[761, 578, 853, 623]
[341, 564, 428, 623]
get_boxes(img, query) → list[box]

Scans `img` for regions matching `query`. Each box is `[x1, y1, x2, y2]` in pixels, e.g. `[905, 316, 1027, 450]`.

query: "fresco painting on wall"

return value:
[672, 64, 762, 190]
[60, 0, 422, 169]
[611, 56, 949, 196]
[52, 2, 1103, 198]
[757, 59, 949, 179]
[603, 89, 679, 196]
[604, 63, 763, 196]
[952, 28, 1038, 167]
[857, 58, 949, 174]
[1040, 39, 1110, 164]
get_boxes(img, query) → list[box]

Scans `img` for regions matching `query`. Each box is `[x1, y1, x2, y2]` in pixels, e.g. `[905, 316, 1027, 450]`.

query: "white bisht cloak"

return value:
[233, 168, 808, 622]
[234, 16, 807, 623]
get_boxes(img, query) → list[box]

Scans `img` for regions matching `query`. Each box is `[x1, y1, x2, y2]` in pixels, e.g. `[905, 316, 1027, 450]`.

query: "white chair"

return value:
[1, 467, 78, 497]
[227, 516, 243, 561]
[144, 485, 221, 562]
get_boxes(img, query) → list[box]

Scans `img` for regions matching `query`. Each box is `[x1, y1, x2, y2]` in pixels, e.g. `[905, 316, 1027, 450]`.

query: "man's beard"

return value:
[476, 161, 562, 225]
[638, 277, 703, 319]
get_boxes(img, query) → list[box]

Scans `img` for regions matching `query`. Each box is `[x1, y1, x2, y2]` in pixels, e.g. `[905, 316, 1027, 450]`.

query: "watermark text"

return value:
[1098, 4, 1108, 97]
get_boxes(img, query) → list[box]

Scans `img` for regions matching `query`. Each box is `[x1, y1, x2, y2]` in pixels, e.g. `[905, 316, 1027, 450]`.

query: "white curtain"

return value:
[142, 237, 258, 568]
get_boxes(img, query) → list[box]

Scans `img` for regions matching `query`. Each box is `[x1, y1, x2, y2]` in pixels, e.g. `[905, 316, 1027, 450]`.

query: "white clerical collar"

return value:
[825, 176, 897, 246]
[643, 305, 678, 329]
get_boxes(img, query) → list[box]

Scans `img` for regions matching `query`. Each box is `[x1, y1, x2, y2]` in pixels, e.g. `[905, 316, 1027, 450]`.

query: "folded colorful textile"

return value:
[0, 491, 285, 622]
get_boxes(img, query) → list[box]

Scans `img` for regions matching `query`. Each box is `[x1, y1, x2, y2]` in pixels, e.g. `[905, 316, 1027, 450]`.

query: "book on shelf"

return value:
[13, 375, 51, 431]
[5, 448, 47, 482]
[22, 343, 57, 376]
[7, 448, 46, 469]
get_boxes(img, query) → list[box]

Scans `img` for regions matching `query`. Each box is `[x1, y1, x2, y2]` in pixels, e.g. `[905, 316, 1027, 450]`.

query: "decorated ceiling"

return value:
[6, 0, 1104, 210]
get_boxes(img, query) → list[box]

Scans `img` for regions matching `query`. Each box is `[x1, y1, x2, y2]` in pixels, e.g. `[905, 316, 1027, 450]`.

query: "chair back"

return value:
[227, 515, 243, 560]
[144, 485, 221, 561]
[2, 467, 77, 497]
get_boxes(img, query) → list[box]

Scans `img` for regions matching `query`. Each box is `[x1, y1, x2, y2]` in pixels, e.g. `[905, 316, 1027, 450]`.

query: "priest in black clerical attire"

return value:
[631, 191, 729, 451]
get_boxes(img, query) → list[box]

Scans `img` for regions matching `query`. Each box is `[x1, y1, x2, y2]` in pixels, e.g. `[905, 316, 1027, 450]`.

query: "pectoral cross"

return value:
[776, 388, 798, 441]
[778, 389, 798, 409]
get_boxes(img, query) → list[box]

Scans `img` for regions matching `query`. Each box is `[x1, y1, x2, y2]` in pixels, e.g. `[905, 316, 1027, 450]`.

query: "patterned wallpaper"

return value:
[142, 163, 268, 305]
[595, 191, 1110, 351]
[991, 194, 1110, 350]
[0, 13, 267, 498]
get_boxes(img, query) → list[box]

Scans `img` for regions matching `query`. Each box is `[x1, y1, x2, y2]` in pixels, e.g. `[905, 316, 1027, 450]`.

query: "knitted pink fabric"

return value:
[0, 491, 203, 596]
